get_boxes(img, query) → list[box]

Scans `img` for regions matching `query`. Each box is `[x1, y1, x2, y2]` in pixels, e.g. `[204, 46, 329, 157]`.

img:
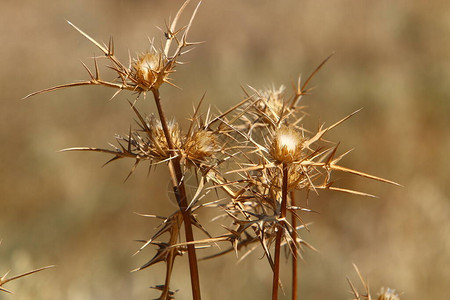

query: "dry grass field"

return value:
[1, 0, 449, 299]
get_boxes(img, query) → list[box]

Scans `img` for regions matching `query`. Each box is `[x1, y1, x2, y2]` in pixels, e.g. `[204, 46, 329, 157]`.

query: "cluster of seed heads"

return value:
[24, 1, 401, 299]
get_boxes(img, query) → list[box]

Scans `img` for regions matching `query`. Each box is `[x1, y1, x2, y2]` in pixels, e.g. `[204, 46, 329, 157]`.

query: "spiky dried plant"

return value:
[0, 241, 53, 294]
[181, 57, 400, 299]
[25, 1, 400, 299]
[26, 1, 205, 299]
[24, 1, 201, 101]
[377, 287, 401, 300]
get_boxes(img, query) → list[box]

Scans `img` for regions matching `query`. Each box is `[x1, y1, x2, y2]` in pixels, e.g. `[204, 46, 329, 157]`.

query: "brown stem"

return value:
[291, 191, 298, 300]
[151, 89, 201, 300]
[272, 163, 289, 300]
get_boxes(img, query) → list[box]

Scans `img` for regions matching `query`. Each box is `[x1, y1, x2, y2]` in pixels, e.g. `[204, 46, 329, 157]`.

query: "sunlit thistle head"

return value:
[378, 288, 400, 300]
[147, 117, 182, 159]
[258, 86, 285, 113]
[184, 130, 219, 164]
[270, 126, 304, 164]
[133, 52, 167, 90]
[252, 86, 288, 125]
[279, 133, 297, 152]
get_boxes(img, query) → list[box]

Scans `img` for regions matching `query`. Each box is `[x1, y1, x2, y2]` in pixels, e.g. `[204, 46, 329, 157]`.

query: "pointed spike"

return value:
[2, 265, 55, 285]
[80, 60, 95, 80]
[109, 88, 123, 101]
[1, 271, 10, 282]
[164, 0, 191, 56]
[327, 108, 363, 132]
[102, 156, 122, 167]
[127, 126, 133, 153]
[66, 20, 109, 55]
[23, 81, 95, 99]
[328, 186, 378, 198]
[181, 1, 201, 43]
[0, 286, 13, 294]
[186, 91, 207, 137]
[301, 52, 335, 92]
[330, 164, 402, 186]
[94, 56, 100, 80]
[124, 159, 140, 182]
[347, 276, 360, 299]
[109, 35, 114, 56]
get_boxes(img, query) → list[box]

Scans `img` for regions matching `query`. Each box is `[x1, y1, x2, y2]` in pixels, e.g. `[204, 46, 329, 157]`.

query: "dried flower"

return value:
[270, 125, 304, 164]
[23, 0, 202, 100]
[378, 287, 400, 300]
[132, 51, 168, 90]
[255, 86, 287, 124]
[183, 130, 219, 164]
[147, 117, 182, 160]
[265, 163, 312, 192]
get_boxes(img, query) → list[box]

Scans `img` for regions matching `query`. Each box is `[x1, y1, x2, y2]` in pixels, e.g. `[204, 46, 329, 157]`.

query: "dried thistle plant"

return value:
[27, 1, 204, 299]
[200, 73, 400, 299]
[24, 1, 201, 101]
[25, 1, 401, 299]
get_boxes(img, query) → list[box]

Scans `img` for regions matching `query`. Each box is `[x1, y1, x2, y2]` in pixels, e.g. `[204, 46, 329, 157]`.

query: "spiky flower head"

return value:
[265, 163, 311, 192]
[183, 130, 219, 164]
[270, 125, 304, 164]
[147, 117, 182, 159]
[256, 85, 286, 123]
[132, 51, 168, 90]
[378, 288, 400, 300]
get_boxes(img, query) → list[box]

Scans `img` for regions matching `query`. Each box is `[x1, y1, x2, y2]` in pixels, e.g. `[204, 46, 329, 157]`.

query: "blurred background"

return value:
[1, 0, 449, 299]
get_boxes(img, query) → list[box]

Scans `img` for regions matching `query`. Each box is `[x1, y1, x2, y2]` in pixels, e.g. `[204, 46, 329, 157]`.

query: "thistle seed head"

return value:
[133, 51, 168, 90]
[148, 117, 182, 159]
[270, 125, 304, 164]
[263, 164, 310, 193]
[184, 130, 219, 164]
[378, 288, 400, 300]
[256, 86, 286, 120]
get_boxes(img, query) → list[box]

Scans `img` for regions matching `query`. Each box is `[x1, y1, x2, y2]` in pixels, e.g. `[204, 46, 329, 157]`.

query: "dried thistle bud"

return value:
[270, 126, 304, 164]
[148, 117, 182, 159]
[378, 287, 400, 300]
[256, 86, 286, 120]
[265, 164, 310, 192]
[184, 130, 219, 163]
[133, 52, 168, 90]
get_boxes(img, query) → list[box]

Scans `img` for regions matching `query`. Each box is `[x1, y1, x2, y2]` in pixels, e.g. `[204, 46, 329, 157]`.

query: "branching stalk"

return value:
[151, 88, 201, 300]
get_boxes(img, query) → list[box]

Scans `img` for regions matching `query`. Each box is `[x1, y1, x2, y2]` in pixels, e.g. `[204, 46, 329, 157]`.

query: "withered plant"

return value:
[191, 77, 399, 299]
[25, 1, 400, 299]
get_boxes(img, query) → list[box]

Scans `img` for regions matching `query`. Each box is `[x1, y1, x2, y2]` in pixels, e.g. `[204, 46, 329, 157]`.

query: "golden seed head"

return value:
[266, 164, 309, 192]
[184, 130, 219, 163]
[378, 288, 400, 300]
[148, 117, 182, 159]
[270, 126, 304, 164]
[133, 52, 167, 89]
[255, 86, 286, 123]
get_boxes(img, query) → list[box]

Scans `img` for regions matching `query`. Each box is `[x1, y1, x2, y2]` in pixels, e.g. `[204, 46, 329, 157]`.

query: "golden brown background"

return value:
[1, 0, 449, 299]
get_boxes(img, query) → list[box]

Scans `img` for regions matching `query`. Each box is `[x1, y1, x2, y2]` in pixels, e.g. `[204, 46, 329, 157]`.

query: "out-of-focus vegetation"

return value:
[1, 0, 448, 299]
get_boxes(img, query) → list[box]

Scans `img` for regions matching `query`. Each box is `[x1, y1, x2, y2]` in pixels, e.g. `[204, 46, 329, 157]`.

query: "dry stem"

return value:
[272, 163, 289, 300]
[151, 89, 201, 300]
